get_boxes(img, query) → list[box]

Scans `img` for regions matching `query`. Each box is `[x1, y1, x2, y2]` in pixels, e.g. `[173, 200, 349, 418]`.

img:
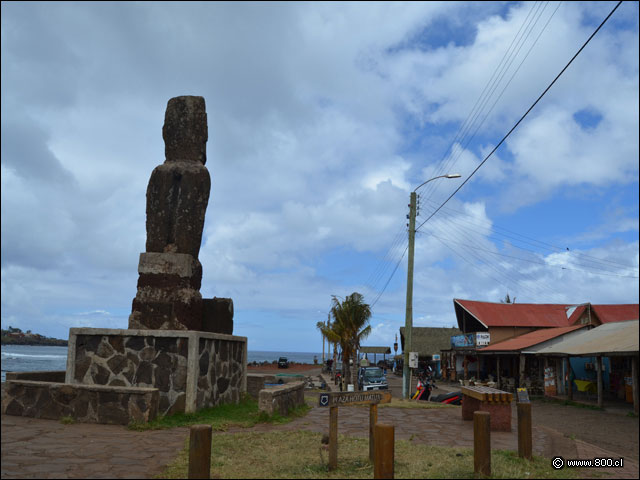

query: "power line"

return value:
[420, 199, 639, 274]
[421, 1, 560, 203]
[420, 229, 639, 279]
[416, 0, 623, 233]
[365, 2, 558, 309]
[425, 0, 563, 206]
[363, 223, 408, 292]
[370, 245, 408, 308]
[416, 215, 569, 301]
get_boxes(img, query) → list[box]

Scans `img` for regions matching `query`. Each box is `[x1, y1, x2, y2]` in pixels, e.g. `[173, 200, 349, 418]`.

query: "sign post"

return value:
[408, 352, 418, 396]
[318, 391, 392, 470]
[516, 388, 532, 460]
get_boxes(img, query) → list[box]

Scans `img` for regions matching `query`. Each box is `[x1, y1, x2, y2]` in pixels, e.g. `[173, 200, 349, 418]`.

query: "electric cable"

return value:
[416, 0, 623, 233]
[420, 198, 639, 274]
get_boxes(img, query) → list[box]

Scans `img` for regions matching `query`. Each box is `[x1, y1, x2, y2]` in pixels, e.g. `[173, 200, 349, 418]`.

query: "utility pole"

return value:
[402, 174, 460, 399]
[403, 191, 417, 399]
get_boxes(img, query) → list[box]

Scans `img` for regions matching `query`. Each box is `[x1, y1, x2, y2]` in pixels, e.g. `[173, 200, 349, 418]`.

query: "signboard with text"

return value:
[451, 334, 474, 348]
[409, 352, 419, 368]
[318, 391, 392, 408]
[451, 332, 490, 348]
[516, 388, 530, 403]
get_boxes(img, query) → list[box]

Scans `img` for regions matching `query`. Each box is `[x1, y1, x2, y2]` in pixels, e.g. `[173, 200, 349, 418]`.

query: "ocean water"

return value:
[1, 345, 69, 382]
[1, 345, 323, 382]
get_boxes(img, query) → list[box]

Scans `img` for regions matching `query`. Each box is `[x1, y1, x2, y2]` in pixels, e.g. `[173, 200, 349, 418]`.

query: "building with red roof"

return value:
[440, 299, 638, 396]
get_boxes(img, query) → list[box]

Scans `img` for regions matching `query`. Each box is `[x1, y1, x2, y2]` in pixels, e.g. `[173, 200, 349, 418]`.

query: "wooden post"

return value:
[374, 423, 394, 479]
[369, 403, 378, 462]
[519, 354, 526, 389]
[188, 424, 212, 479]
[632, 356, 638, 415]
[517, 402, 532, 459]
[496, 356, 501, 389]
[473, 411, 491, 476]
[596, 356, 603, 408]
[566, 357, 573, 401]
[329, 406, 338, 471]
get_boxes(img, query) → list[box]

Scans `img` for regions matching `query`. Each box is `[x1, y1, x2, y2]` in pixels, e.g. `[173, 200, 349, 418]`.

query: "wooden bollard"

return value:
[329, 406, 338, 471]
[517, 402, 532, 459]
[473, 411, 491, 476]
[369, 403, 378, 462]
[188, 424, 212, 479]
[374, 423, 394, 479]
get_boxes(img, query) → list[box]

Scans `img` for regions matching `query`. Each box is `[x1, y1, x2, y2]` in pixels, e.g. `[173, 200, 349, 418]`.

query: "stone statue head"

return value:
[162, 96, 208, 164]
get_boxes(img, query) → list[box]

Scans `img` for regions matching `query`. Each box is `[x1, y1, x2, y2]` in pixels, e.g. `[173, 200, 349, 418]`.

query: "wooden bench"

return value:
[461, 386, 513, 431]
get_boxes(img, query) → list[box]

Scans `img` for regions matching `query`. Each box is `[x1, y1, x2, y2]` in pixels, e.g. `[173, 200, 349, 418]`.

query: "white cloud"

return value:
[1, 2, 637, 351]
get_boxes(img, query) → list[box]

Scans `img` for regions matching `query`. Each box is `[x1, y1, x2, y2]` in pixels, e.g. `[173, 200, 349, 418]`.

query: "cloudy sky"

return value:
[2, 1, 638, 353]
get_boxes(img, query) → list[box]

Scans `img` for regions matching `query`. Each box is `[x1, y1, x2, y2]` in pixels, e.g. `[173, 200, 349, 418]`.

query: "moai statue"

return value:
[129, 96, 233, 333]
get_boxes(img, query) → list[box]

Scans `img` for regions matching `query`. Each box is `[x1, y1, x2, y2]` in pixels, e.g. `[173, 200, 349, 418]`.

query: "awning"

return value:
[535, 320, 638, 357]
[360, 346, 391, 354]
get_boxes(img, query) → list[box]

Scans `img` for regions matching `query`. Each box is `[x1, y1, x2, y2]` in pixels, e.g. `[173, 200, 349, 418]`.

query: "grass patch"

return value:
[129, 394, 310, 431]
[59, 416, 75, 425]
[156, 430, 579, 479]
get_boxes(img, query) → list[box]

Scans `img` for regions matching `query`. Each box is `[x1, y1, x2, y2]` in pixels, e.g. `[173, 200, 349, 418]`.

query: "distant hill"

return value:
[1, 327, 67, 346]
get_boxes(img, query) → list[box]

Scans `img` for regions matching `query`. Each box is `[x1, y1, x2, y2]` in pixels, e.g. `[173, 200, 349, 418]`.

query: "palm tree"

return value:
[316, 319, 338, 377]
[501, 293, 516, 304]
[322, 292, 372, 390]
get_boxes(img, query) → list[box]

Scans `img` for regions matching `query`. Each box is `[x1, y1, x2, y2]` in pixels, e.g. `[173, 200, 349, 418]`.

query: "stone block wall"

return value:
[66, 328, 247, 415]
[247, 374, 277, 399]
[258, 381, 305, 416]
[197, 337, 245, 409]
[2, 380, 158, 425]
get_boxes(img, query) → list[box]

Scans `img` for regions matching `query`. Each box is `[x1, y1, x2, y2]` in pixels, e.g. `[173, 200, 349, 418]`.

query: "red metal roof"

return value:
[454, 299, 639, 329]
[478, 325, 587, 352]
[591, 304, 639, 323]
[454, 299, 578, 328]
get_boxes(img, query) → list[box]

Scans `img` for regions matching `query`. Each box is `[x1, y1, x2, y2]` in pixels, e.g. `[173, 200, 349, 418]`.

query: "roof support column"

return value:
[496, 356, 501, 389]
[565, 357, 573, 401]
[596, 355, 603, 409]
[632, 355, 638, 415]
[519, 354, 526, 389]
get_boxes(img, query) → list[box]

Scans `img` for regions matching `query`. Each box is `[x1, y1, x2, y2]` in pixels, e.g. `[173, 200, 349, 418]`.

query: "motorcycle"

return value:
[430, 390, 462, 405]
[412, 373, 434, 401]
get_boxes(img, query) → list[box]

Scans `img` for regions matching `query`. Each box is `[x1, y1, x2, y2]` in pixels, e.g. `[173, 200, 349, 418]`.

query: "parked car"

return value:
[278, 357, 289, 368]
[357, 366, 388, 391]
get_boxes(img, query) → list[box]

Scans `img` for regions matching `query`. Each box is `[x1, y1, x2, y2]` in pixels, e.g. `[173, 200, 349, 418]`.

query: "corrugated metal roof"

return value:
[360, 346, 391, 354]
[591, 304, 639, 323]
[454, 300, 639, 329]
[455, 299, 578, 328]
[535, 320, 639, 356]
[478, 324, 587, 352]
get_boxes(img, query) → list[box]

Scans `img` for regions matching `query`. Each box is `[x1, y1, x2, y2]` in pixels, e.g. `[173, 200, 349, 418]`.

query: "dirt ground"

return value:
[251, 366, 639, 463]
[530, 399, 639, 460]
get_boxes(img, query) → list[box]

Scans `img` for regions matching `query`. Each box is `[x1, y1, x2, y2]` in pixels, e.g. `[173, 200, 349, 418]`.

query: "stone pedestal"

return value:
[129, 252, 204, 331]
[202, 297, 234, 334]
[66, 328, 247, 415]
[2, 328, 248, 424]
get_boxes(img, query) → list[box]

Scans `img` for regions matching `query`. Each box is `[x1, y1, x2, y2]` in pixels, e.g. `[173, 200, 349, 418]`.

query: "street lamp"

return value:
[402, 173, 461, 399]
